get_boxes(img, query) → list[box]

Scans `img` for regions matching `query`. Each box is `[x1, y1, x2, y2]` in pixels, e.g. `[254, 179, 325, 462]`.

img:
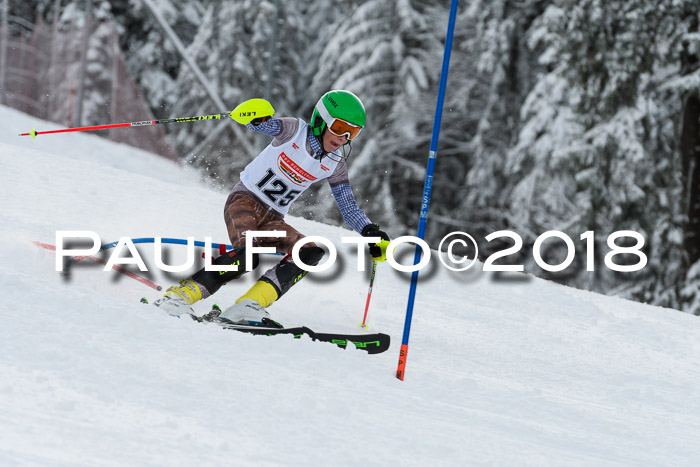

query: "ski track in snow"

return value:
[2, 105, 700, 466]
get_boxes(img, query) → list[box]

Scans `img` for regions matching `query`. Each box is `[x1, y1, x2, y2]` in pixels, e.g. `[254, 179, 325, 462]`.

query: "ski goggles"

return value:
[316, 97, 363, 140]
[326, 118, 363, 140]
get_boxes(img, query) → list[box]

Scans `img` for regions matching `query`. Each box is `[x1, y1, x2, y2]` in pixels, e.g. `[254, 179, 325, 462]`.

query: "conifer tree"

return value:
[308, 0, 444, 233]
[166, 0, 306, 187]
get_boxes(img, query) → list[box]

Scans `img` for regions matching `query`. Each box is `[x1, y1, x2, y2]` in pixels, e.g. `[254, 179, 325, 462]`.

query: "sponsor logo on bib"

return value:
[278, 152, 317, 186]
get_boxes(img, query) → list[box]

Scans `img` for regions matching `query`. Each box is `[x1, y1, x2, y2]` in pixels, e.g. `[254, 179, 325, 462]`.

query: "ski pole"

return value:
[360, 261, 378, 329]
[18, 111, 230, 139]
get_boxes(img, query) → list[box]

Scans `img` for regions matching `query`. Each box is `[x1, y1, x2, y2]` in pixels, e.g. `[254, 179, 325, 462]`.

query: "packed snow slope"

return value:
[2, 105, 700, 466]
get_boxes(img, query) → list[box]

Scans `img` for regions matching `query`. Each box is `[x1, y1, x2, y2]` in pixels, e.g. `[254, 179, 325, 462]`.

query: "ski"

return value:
[142, 299, 390, 354]
[217, 322, 391, 354]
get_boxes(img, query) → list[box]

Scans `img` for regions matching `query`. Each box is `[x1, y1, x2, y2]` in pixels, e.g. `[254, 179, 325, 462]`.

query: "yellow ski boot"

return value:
[219, 280, 281, 327]
[153, 279, 203, 317]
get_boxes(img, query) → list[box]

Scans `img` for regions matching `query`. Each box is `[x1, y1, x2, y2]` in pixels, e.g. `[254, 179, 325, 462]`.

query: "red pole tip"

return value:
[396, 344, 409, 381]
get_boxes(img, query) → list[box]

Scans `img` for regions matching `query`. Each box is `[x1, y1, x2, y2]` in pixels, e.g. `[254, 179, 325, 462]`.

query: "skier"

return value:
[154, 90, 391, 327]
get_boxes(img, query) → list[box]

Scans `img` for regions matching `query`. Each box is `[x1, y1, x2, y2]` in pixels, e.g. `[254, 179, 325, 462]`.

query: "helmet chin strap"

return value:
[318, 128, 353, 162]
[339, 141, 353, 161]
[320, 142, 351, 163]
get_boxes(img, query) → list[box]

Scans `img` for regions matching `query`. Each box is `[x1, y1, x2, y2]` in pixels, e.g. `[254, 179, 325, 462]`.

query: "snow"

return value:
[2, 105, 700, 465]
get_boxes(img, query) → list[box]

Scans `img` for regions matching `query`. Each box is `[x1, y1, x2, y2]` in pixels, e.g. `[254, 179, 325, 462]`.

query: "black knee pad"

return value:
[260, 246, 325, 298]
[212, 246, 260, 270]
[192, 246, 259, 295]
[298, 246, 325, 266]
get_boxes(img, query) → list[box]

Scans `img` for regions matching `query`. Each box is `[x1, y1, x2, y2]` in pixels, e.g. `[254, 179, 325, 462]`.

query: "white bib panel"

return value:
[240, 119, 340, 215]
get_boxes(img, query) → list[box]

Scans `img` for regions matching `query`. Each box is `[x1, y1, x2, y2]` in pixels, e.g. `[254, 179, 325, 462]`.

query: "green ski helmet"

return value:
[310, 90, 366, 140]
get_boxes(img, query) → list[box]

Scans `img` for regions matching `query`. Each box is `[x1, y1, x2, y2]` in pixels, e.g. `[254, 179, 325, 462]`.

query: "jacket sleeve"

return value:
[331, 182, 372, 234]
[246, 117, 281, 136]
[246, 117, 299, 146]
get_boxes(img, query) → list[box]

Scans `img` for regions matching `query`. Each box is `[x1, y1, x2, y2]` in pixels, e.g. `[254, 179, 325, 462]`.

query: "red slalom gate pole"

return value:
[33, 241, 162, 291]
[18, 112, 229, 139]
[360, 261, 377, 329]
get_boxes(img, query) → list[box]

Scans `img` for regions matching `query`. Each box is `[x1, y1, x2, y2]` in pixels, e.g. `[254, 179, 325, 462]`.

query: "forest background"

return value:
[3, 0, 700, 314]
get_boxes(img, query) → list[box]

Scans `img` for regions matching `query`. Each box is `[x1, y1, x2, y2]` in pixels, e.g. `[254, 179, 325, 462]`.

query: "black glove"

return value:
[250, 116, 270, 126]
[361, 224, 391, 262]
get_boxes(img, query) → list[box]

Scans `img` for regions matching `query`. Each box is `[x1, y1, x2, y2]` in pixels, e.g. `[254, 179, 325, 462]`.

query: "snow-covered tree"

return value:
[165, 0, 306, 187]
[444, 0, 553, 259]
[465, 0, 699, 310]
[307, 0, 445, 234]
[105, 0, 204, 118]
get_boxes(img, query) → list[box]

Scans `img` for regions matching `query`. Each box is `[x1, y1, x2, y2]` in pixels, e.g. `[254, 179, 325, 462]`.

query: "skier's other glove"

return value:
[362, 224, 391, 262]
[230, 98, 275, 125]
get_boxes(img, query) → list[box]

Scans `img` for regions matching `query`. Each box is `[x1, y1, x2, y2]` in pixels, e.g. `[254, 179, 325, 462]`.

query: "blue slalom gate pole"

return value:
[99, 237, 234, 252]
[396, 0, 459, 381]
